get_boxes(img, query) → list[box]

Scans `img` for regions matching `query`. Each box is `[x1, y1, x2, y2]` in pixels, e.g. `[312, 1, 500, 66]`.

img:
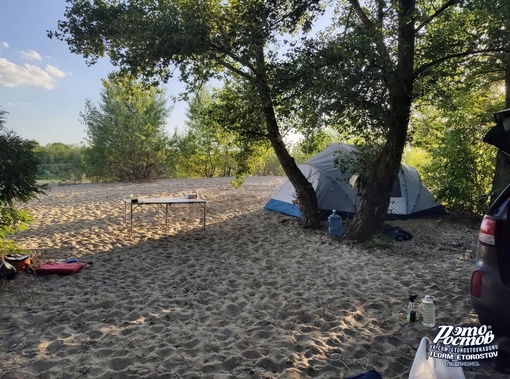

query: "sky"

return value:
[0, 1, 333, 147]
[0, 0, 189, 146]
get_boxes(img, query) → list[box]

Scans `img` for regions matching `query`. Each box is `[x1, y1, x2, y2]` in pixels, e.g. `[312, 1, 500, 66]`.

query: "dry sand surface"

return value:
[1, 176, 509, 378]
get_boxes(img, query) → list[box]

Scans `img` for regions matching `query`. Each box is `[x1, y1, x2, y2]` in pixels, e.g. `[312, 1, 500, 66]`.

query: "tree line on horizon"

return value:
[31, 77, 288, 184]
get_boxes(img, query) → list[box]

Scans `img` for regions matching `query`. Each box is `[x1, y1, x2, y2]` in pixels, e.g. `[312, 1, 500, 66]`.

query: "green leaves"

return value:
[36, 143, 86, 182]
[0, 204, 34, 256]
[168, 84, 278, 179]
[410, 81, 501, 215]
[0, 109, 40, 256]
[0, 126, 43, 205]
[81, 75, 171, 182]
[51, 0, 325, 85]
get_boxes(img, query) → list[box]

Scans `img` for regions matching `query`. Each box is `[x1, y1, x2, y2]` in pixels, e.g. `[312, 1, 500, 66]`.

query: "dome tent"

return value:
[264, 143, 447, 219]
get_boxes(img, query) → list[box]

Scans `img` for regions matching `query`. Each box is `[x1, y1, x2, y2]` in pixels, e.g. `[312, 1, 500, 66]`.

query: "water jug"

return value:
[328, 210, 342, 240]
[421, 295, 436, 328]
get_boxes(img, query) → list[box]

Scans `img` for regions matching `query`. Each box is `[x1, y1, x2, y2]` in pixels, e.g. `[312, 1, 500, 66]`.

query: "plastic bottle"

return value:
[421, 295, 436, 327]
[328, 210, 342, 240]
[407, 294, 418, 323]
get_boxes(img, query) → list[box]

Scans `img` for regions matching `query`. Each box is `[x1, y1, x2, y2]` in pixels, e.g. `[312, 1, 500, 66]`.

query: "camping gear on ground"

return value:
[4, 254, 34, 273]
[328, 209, 342, 240]
[0, 260, 17, 280]
[421, 295, 436, 328]
[409, 337, 465, 379]
[35, 260, 87, 275]
[407, 294, 418, 323]
[346, 370, 382, 379]
[384, 226, 413, 241]
[264, 143, 447, 219]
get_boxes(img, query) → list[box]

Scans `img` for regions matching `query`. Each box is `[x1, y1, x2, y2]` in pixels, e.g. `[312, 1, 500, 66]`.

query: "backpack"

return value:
[4, 254, 34, 273]
[0, 260, 17, 280]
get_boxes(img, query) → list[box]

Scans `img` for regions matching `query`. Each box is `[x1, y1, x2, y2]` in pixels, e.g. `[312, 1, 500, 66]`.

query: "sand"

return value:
[0, 176, 508, 378]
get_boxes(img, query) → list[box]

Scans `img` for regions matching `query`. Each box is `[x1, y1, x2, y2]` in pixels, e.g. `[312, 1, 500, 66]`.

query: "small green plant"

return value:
[0, 205, 33, 257]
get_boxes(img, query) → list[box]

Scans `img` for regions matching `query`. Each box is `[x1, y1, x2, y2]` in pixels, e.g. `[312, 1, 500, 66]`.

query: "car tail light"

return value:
[479, 216, 496, 246]
[471, 271, 483, 298]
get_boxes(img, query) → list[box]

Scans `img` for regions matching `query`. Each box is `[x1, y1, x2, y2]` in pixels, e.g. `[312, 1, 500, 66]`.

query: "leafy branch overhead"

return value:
[50, 0, 324, 86]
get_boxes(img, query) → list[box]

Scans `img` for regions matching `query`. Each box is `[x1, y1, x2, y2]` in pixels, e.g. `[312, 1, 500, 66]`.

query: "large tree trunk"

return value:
[263, 95, 320, 228]
[346, 110, 410, 240]
[267, 120, 320, 228]
[254, 45, 320, 228]
[490, 59, 510, 203]
[346, 0, 416, 241]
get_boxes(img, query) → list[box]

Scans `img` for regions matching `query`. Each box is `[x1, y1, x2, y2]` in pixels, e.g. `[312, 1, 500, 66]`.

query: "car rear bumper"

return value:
[471, 263, 510, 334]
[471, 296, 510, 335]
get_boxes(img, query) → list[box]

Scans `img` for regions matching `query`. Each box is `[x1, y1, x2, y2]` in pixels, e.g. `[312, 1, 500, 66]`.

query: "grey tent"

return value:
[264, 143, 447, 219]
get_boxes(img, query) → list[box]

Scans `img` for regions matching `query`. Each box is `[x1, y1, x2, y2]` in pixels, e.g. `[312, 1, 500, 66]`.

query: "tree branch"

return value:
[348, 0, 373, 27]
[415, 0, 458, 34]
[415, 48, 505, 78]
[376, 0, 385, 25]
[348, 0, 395, 80]
[216, 58, 255, 82]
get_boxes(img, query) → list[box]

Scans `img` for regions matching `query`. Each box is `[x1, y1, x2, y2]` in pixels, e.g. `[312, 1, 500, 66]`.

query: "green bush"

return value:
[0, 109, 43, 256]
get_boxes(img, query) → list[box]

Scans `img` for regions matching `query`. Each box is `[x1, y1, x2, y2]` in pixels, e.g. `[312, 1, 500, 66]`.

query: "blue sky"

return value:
[1, 1, 332, 146]
[0, 0, 188, 146]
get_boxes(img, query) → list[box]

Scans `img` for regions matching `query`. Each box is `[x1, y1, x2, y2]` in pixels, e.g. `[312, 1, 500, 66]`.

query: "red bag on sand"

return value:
[35, 261, 86, 275]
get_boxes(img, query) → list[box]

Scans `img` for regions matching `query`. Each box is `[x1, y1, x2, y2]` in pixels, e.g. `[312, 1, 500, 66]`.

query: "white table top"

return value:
[123, 197, 206, 205]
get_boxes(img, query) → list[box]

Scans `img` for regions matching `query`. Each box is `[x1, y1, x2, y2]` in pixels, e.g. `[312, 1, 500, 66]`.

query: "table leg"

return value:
[203, 203, 206, 229]
[165, 204, 169, 233]
[130, 203, 133, 235]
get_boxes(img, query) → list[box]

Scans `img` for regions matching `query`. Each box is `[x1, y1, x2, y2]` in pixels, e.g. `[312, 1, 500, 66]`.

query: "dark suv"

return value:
[470, 109, 510, 333]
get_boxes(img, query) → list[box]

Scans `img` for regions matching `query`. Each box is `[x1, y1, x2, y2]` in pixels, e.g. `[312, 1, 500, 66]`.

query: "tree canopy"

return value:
[81, 74, 171, 182]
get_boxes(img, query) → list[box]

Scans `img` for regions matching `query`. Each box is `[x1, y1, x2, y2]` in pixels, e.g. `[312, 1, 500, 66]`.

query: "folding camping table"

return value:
[122, 197, 207, 234]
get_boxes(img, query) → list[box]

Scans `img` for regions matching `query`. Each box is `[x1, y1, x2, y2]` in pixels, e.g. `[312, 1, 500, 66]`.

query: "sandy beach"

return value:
[0, 176, 508, 378]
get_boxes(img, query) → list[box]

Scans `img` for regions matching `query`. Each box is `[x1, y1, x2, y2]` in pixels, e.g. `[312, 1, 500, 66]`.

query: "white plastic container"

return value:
[421, 295, 436, 328]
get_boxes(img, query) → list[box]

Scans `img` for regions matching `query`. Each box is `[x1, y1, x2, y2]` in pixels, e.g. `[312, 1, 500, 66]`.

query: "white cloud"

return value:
[0, 58, 67, 90]
[1, 41, 9, 49]
[45, 64, 66, 78]
[21, 50, 42, 61]
[7, 101, 30, 106]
